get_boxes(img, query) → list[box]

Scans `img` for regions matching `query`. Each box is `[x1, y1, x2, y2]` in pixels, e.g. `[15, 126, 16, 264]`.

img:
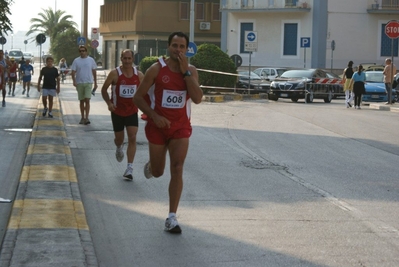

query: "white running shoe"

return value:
[123, 167, 133, 181]
[144, 161, 153, 179]
[164, 216, 181, 234]
[115, 144, 124, 162]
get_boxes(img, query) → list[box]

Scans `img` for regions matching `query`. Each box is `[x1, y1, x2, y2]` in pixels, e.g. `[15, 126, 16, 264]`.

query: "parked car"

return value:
[253, 67, 288, 81]
[325, 71, 344, 98]
[268, 68, 339, 103]
[23, 52, 34, 64]
[362, 71, 397, 103]
[364, 63, 385, 71]
[8, 49, 24, 62]
[236, 71, 270, 94]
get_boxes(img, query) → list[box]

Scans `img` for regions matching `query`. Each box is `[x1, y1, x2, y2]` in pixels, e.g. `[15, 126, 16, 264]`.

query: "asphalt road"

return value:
[60, 91, 399, 267]
[0, 80, 39, 243]
[1, 81, 399, 266]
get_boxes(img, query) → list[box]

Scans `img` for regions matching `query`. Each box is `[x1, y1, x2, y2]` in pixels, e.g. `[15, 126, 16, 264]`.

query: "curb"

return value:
[369, 103, 399, 112]
[0, 96, 98, 267]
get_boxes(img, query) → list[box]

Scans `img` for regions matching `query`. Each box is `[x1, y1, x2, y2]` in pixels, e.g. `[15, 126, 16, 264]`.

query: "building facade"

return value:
[221, 0, 399, 71]
[99, 0, 222, 69]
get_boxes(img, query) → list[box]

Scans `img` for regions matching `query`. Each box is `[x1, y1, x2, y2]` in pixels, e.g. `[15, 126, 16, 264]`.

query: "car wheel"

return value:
[324, 90, 333, 103]
[291, 97, 298, 102]
[305, 91, 313, 103]
[268, 93, 278, 101]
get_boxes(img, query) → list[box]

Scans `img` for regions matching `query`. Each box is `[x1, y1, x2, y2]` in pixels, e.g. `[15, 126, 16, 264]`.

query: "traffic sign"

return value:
[246, 31, 257, 42]
[385, 20, 399, 39]
[77, 37, 86, 46]
[244, 31, 258, 52]
[0, 37, 6, 45]
[36, 34, 46, 44]
[186, 41, 197, 57]
[300, 37, 310, 48]
[91, 27, 99, 40]
[230, 54, 242, 67]
[91, 40, 99, 49]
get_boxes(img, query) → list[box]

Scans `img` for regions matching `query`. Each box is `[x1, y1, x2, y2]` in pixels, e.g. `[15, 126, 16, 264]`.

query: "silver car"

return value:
[253, 67, 288, 81]
[23, 52, 35, 64]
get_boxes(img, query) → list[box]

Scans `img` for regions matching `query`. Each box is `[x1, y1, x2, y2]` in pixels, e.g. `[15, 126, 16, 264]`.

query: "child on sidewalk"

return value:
[37, 56, 60, 117]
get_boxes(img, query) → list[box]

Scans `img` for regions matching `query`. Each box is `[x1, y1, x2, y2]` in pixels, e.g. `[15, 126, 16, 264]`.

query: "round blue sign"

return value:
[186, 42, 197, 57]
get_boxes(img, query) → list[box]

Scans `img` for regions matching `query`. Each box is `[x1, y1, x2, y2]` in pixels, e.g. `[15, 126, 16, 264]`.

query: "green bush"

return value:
[139, 56, 159, 74]
[190, 44, 237, 92]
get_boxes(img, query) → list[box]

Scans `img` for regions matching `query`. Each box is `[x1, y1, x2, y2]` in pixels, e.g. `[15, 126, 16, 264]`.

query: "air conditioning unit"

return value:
[199, 22, 211, 30]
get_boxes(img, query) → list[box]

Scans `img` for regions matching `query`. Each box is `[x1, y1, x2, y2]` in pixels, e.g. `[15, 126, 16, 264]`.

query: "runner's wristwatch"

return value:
[183, 70, 191, 78]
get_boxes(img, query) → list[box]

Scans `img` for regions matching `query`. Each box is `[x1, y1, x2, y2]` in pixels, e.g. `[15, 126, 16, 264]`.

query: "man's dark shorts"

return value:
[111, 112, 138, 132]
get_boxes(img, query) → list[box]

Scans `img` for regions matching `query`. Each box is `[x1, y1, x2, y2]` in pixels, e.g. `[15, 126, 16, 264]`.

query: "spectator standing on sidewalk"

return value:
[8, 57, 18, 97]
[71, 45, 98, 125]
[133, 32, 203, 234]
[20, 59, 34, 97]
[101, 49, 144, 181]
[383, 58, 397, 102]
[342, 60, 354, 108]
[37, 56, 60, 118]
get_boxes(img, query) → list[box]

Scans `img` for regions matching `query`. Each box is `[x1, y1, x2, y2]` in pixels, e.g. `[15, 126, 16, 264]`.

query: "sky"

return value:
[9, 0, 103, 33]
[3, 0, 103, 55]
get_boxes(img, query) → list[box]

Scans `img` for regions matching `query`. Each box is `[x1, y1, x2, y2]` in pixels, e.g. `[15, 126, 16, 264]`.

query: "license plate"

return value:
[371, 95, 379, 99]
[280, 93, 288, 97]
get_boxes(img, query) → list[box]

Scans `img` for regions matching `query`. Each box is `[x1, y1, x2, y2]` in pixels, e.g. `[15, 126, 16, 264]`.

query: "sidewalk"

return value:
[369, 102, 399, 112]
[0, 95, 98, 267]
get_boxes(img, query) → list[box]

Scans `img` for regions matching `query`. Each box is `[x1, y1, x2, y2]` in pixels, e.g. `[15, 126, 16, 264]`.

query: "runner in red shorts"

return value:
[133, 31, 203, 234]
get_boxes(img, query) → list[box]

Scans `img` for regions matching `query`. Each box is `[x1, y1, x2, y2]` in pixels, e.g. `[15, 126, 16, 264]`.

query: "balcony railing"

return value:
[221, 0, 310, 10]
[368, 0, 399, 10]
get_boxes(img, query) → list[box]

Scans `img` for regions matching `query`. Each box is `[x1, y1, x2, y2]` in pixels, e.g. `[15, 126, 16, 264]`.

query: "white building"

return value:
[220, 0, 399, 71]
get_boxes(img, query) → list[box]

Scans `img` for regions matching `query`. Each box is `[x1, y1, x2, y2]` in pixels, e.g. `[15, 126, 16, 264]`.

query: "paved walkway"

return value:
[0, 95, 98, 267]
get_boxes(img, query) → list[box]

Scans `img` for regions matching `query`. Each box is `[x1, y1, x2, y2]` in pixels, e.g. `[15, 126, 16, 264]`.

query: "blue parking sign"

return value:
[300, 37, 310, 48]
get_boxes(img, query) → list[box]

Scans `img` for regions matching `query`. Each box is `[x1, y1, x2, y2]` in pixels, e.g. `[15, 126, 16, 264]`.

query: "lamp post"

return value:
[11, 34, 13, 49]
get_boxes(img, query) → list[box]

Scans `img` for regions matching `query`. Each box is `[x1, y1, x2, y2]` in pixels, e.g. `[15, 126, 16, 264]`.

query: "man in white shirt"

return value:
[71, 45, 98, 125]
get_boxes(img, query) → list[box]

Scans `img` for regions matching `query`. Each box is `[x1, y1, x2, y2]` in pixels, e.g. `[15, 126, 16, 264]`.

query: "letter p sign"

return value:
[301, 37, 310, 48]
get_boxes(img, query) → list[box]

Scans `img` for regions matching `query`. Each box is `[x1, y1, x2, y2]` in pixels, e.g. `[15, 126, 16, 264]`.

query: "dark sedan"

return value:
[268, 69, 341, 103]
[236, 71, 270, 94]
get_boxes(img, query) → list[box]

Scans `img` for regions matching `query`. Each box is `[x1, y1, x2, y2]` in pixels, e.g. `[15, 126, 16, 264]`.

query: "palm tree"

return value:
[26, 8, 78, 48]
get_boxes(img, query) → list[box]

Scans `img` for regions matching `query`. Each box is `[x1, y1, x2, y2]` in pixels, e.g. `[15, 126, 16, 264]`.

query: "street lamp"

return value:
[11, 34, 13, 49]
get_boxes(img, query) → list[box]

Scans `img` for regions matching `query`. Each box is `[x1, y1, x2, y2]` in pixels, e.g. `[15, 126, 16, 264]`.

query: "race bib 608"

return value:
[161, 89, 186, 108]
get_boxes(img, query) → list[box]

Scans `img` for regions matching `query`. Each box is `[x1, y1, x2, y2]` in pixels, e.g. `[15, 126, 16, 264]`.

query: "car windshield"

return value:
[9, 51, 23, 57]
[365, 72, 384, 82]
[281, 70, 313, 79]
[276, 69, 288, 76]
[326, 72, 339, 78]
[238, 71, 261, 80]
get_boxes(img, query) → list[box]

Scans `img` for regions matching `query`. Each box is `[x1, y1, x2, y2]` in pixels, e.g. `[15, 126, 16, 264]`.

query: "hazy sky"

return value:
[9, 0, 102, 34]
[3, 0, 103, 54]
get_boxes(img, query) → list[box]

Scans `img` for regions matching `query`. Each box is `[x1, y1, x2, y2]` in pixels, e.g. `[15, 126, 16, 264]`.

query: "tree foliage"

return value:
[0, 0, 13, 36]
[50, 28, 80, 64]
[139, 56, 159, 74]
[190, 44, 237, 90]
[26, 8, 78, 47]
